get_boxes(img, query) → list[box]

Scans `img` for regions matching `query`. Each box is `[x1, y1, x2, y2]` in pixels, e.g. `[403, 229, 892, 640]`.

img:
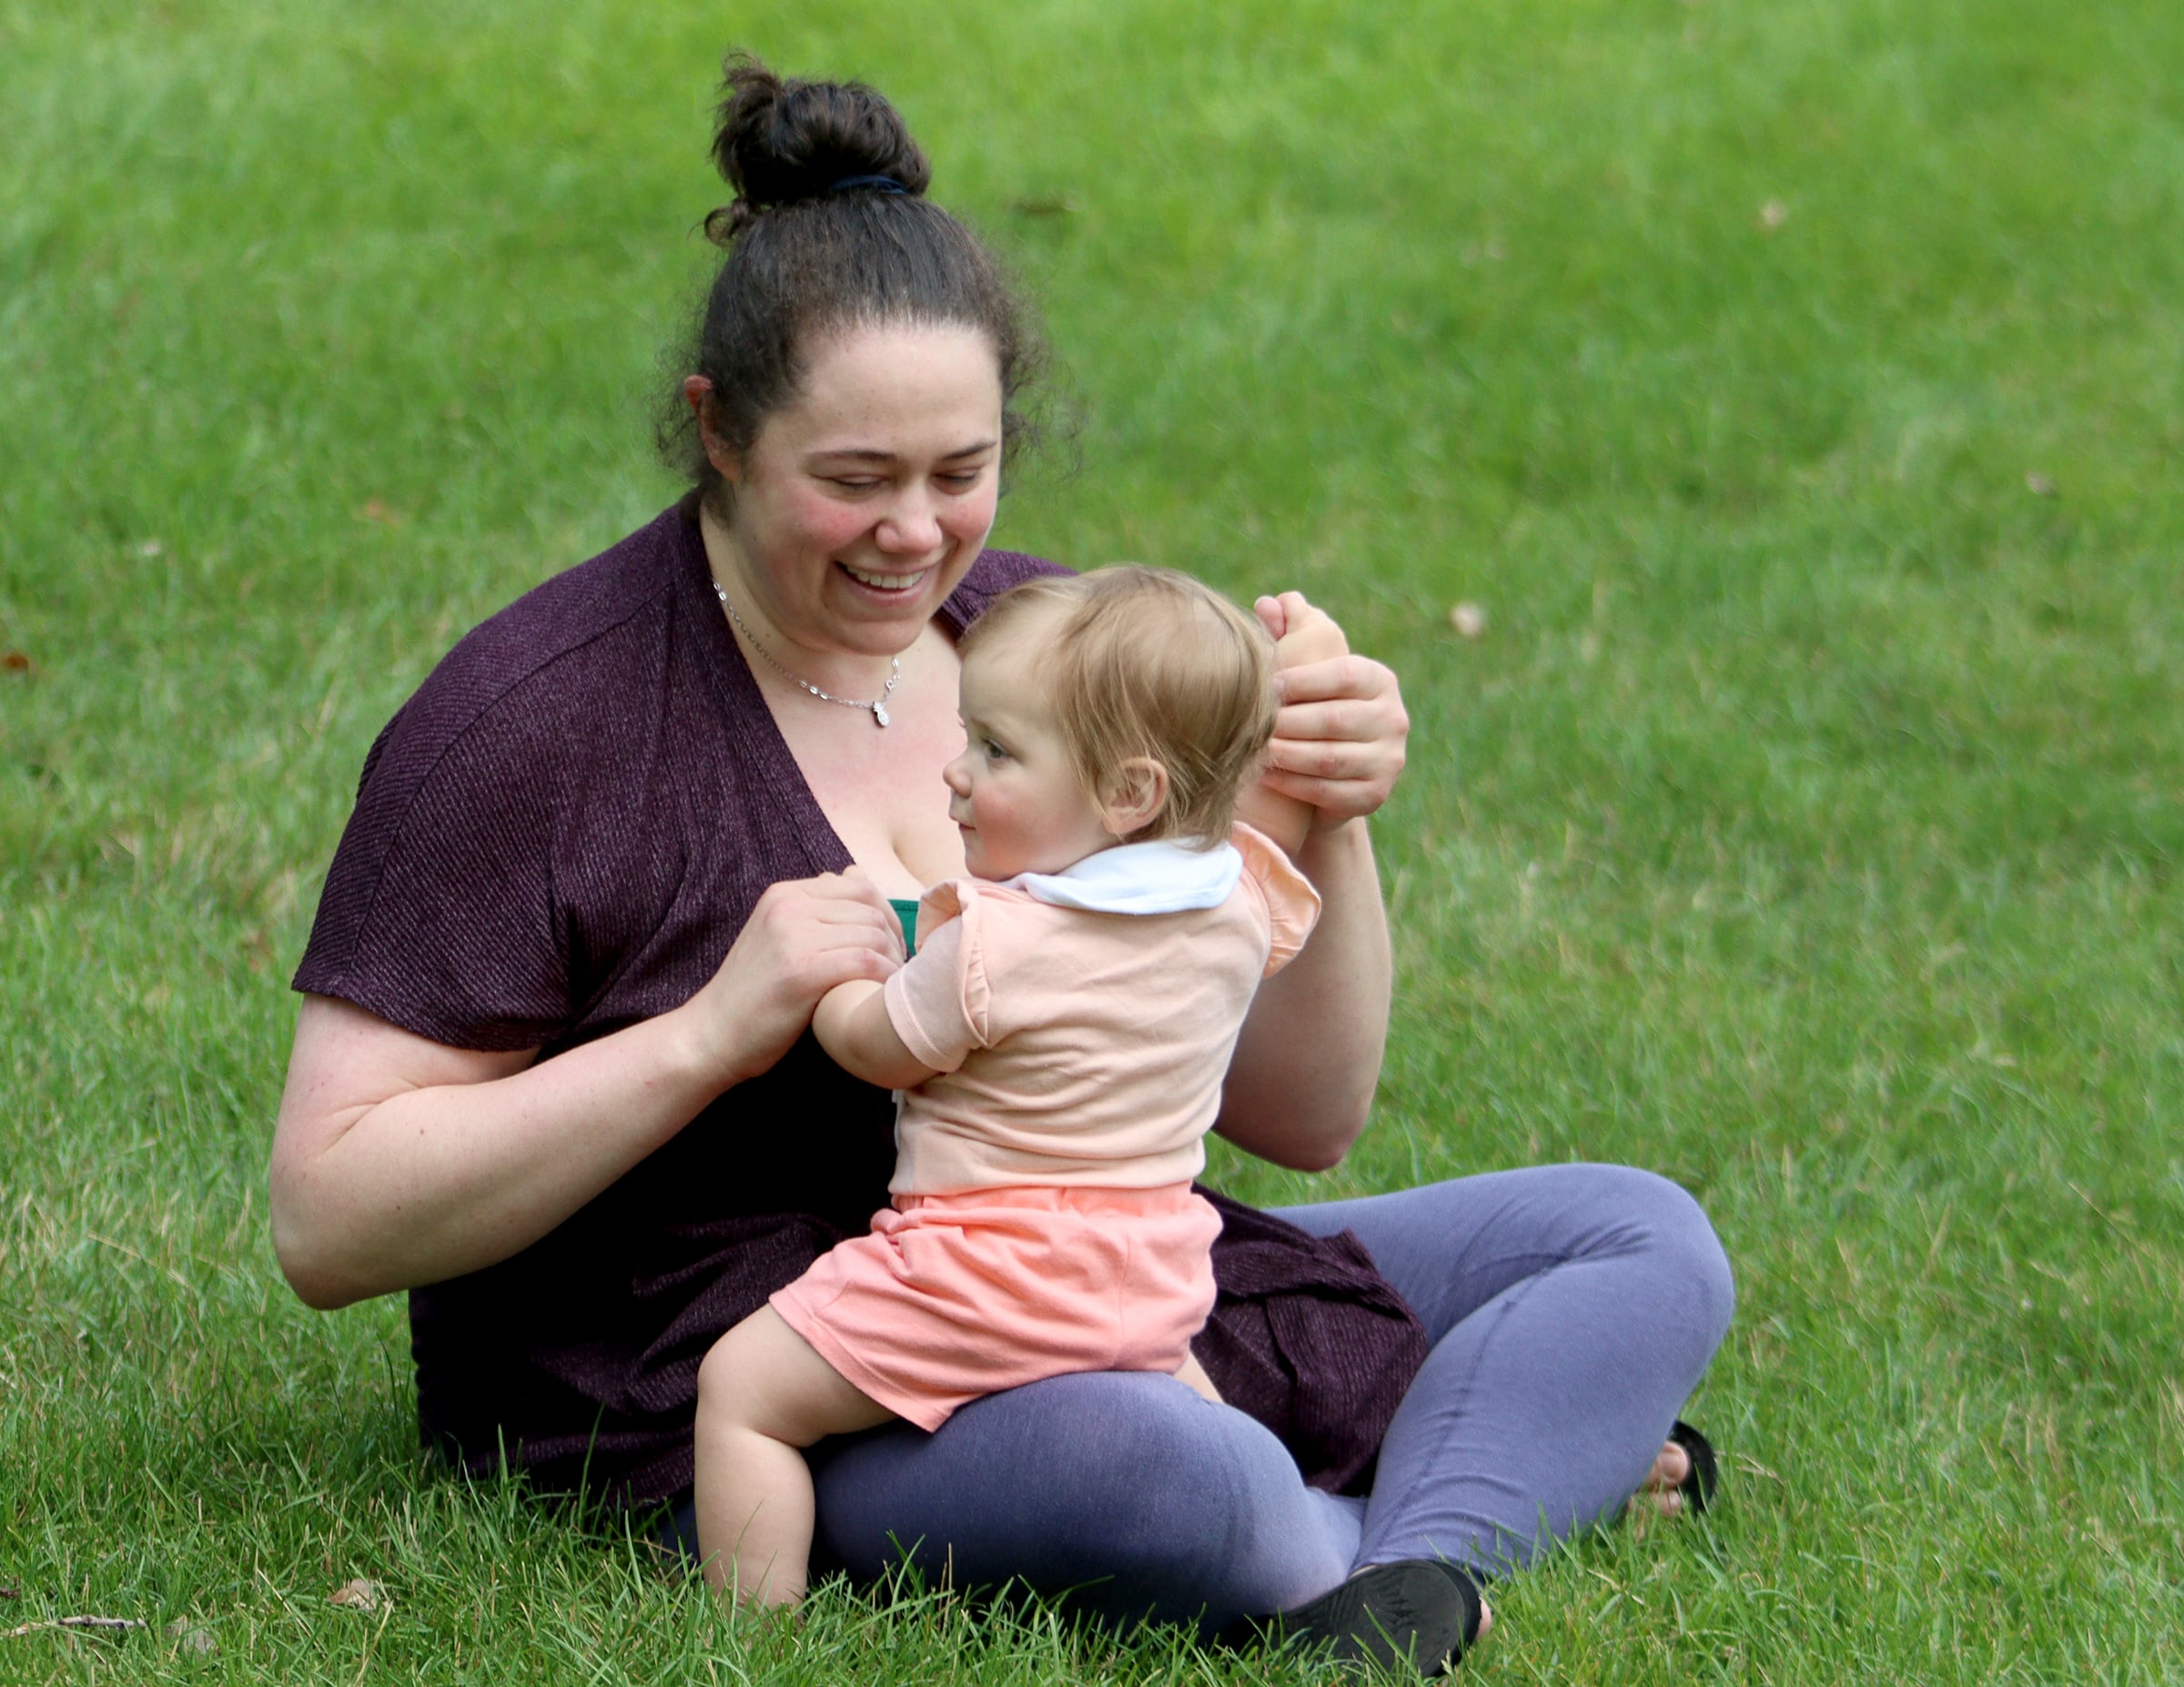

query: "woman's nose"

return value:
[877, 488, 944, 554]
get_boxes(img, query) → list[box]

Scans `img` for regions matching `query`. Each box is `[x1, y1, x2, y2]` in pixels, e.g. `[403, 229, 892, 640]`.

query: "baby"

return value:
[691, 566, 1335, 1608]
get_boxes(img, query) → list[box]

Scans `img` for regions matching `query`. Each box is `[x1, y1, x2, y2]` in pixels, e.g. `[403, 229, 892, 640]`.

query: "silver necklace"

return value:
[714, 581, 900, 728]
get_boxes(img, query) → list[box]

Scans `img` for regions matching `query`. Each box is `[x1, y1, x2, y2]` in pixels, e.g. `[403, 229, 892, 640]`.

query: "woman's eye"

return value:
[937, 470, 983, 490]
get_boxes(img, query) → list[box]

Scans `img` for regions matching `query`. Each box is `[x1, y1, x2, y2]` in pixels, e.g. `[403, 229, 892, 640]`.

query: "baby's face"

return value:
[945, 638, 1116, 881]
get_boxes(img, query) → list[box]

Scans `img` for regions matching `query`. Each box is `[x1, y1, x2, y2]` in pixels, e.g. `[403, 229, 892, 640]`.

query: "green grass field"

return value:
[4, 0, 2180, 1679]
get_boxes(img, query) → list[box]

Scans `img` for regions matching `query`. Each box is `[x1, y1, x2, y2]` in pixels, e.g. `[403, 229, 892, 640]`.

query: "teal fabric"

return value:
[890, 897, 920, 957]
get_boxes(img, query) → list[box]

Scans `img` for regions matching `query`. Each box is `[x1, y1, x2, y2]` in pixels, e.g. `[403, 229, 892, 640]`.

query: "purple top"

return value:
[296, 500, 1423, 1503]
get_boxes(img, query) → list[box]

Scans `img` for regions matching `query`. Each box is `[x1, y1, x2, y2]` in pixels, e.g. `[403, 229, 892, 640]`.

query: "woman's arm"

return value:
[268, 873, 903, 1308]
[1216, 820, 1391, 1169]
[1217, 598, 1410, 1170]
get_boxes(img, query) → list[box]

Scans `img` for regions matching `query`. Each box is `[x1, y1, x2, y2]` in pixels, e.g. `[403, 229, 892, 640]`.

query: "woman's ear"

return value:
[1099, 757, 1171, 839]
[682, 376, 740, 482]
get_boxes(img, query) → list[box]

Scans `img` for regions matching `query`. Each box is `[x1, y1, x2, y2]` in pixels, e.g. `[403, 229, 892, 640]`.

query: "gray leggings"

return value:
[666, 1164, 1734, 1632]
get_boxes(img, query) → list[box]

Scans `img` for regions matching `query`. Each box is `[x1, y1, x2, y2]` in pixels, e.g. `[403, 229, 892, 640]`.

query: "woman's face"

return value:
[711, 322, 1005, 662]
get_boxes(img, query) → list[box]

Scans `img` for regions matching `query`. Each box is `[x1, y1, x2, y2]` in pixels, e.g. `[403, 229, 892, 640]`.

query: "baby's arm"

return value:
[814, 980, 942, 1090]
[1239, 593, 1350, 858]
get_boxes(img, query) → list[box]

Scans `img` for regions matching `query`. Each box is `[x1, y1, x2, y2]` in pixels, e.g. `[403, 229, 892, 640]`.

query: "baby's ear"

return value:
[1099, 757, 1171, 839]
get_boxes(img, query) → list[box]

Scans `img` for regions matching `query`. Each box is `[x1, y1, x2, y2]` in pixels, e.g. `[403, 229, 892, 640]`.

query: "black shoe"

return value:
[1669, 1419, 1720, 1515]
[1223, 1559, 1485, 1678]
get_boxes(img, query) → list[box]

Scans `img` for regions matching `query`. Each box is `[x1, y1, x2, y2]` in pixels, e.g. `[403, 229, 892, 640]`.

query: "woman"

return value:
[268, 56, 1733, 1672]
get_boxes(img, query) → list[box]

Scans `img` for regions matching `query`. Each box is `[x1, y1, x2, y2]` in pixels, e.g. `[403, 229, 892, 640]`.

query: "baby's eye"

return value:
[981, 737, 1010, 762]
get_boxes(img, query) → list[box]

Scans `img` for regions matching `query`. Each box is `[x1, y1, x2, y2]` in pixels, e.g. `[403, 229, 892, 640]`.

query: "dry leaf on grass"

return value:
[2, 652, 30, 672]
[357, 499, 407, 528]
[1448, 601, 1487, 639]
[136, 538, 165, 558]
[167, 1621, 218, 1656]
[328, 1578, 387, 1611]
[1757, 199, 1789, 230]
[2026, 471, 2058, 496]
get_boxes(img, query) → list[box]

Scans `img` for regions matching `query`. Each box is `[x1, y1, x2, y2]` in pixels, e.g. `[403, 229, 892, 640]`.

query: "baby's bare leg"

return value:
[1174, 1352, 1223, 1405]
[693, 1307, 895, 1607]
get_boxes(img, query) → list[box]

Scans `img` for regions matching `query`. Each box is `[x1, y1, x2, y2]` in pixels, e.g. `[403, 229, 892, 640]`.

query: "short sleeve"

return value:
[1231, 822, 1323, 977]
[880, 884, 992, 1071]
[293, 696, 569, 1051]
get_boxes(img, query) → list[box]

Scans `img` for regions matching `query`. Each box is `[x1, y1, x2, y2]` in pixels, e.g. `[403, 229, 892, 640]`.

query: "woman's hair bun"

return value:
[704, 53, 931, 244]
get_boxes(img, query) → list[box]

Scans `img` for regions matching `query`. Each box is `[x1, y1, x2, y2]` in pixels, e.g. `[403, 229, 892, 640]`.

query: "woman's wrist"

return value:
[659, 993, 763, 1096]
[1293, 815, 1370, 881]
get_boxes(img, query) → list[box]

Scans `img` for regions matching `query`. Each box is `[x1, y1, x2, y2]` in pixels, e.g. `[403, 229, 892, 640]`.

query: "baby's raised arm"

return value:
[1240, 593, 1351, 857]
[814, 980, 941, 1091]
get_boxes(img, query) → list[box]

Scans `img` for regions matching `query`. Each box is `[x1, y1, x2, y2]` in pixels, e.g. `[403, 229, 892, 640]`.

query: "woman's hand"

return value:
[677, 871, 906, 1087]
[1252, 591, 1410, 831]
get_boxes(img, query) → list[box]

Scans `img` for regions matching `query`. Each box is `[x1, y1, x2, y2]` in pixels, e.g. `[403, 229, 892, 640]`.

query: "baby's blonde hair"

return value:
[961, 567, 1279, 844]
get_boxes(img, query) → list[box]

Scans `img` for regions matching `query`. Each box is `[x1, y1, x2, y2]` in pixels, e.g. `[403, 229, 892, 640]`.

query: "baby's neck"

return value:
[971, 840, 1118, 884]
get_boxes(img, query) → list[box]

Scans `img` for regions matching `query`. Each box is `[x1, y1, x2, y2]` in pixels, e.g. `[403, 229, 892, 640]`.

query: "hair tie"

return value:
[828, 174, 907, 196]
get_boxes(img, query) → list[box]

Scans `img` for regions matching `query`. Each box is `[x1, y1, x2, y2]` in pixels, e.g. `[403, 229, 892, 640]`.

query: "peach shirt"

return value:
[880, 823, 1321, 1196]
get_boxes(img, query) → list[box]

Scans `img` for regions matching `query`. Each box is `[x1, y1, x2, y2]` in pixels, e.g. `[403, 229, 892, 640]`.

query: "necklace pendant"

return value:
[872, 702, 891, 728]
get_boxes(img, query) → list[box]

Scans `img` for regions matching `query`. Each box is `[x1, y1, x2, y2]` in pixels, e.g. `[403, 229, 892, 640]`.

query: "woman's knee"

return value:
[811, 1372, 1342, 1618]
[1619, 1167, 1736, 1349]
[816, 1372, 1247, 1549]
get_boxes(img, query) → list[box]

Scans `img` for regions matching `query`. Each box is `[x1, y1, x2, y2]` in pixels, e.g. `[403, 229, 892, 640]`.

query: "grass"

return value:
[3, 0, 2180, 1679]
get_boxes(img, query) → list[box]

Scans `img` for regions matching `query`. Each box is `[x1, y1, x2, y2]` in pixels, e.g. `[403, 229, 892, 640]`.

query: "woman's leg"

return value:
[656, 1167, 1728, 1620]
[804, 1370, 1363, 1633]
[1273, 1165, 1735, 1575]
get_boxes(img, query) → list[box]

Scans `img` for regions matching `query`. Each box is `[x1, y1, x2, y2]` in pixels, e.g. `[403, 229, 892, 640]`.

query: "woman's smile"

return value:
[840, 562, 932, 591]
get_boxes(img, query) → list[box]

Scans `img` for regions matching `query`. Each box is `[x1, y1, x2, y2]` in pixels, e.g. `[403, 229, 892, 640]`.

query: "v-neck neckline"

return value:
[673, 501, 981, 884]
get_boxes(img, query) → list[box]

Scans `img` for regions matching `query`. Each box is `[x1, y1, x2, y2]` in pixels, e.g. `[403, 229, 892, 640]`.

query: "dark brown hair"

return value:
[961, 569, 1279, 845]
[659, 54, 1042, 509]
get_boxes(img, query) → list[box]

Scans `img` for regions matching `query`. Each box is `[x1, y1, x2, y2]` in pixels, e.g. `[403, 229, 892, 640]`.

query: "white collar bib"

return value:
[1000, 838, 1242, 915]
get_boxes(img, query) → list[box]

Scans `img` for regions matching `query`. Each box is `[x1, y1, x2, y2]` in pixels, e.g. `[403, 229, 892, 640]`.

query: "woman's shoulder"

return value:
[409, 507, 698, 734]
[319, 505, 724, 928]
[295, 505, 727, 1046]
[354, 506, 710, 791]
[936, 548, 1074, 637]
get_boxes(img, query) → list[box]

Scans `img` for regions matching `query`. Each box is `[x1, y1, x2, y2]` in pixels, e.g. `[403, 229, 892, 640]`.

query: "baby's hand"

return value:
[1244, 592, 1350, 857]
[1261, 593, 1350, 672]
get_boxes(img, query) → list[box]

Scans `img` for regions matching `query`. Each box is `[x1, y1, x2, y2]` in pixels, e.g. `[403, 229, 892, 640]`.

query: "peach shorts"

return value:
[769, 1183, 1222, 1431]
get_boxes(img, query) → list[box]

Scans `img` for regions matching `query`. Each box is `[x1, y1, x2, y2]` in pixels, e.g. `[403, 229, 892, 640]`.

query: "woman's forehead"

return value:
[771, 322, 1002, 450]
